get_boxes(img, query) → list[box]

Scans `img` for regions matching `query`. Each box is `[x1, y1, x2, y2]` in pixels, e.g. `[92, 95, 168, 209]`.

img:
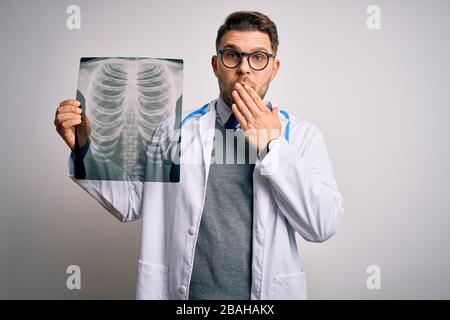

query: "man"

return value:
[54, 11, 345, 299]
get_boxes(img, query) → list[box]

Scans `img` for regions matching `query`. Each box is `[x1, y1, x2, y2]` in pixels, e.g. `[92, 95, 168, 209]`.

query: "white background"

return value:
[0, 0, 449, 299]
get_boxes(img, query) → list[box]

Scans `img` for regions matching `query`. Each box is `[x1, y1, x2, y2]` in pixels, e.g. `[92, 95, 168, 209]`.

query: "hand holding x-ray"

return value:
[54, 98, 91, 151]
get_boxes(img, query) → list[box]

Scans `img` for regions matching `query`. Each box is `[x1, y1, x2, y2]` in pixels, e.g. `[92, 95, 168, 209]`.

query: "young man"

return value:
[54, 11, 345, 300]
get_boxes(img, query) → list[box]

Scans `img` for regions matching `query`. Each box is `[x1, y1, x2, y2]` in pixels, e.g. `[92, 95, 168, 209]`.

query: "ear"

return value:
[212, 55, 218, 78]
[270, 59, 280, 81]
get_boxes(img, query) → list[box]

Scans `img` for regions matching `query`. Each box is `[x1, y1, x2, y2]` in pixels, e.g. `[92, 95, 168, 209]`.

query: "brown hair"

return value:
[215, 11, 279, 56]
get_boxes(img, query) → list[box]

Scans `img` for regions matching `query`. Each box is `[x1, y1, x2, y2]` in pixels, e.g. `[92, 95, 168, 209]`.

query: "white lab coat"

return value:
[67, 98, 345, 299]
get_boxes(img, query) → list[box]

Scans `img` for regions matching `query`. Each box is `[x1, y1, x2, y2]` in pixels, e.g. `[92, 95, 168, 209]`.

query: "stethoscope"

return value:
[180, 102, 291, 141]
[161, 101, 291, 170]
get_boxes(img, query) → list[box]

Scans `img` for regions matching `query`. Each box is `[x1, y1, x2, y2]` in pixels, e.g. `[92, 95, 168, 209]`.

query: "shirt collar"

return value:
[216, 96, 234, 126]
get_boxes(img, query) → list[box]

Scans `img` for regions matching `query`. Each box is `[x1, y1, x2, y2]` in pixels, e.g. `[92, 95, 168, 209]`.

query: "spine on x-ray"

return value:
[87, 60, 174, 179]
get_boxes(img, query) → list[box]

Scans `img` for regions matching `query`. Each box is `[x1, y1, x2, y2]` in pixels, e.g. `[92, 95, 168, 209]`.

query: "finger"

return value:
[59, 99, 81, 107]
[54, 114, 82, 129]
[243, 84, 268, 113]
[272, 106, 279, 116]
[231, 103, 248, 130]
[56, 113, 82, 124]
[232, 89, 255, 123]
[59, 118, 82, 130]
[57, 105, 83, 115]
[234, 83, 261, 116]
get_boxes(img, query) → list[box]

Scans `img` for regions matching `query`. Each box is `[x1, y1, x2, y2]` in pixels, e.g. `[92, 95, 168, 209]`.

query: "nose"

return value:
[237, 55, 251, 75]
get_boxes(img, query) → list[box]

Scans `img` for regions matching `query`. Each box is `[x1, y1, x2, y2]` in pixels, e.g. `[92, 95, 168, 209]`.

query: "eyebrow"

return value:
[222, 44, 269, 52]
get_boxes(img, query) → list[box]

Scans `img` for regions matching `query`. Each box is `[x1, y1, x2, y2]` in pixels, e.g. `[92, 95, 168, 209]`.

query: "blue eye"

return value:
[252, 53, 266, 60]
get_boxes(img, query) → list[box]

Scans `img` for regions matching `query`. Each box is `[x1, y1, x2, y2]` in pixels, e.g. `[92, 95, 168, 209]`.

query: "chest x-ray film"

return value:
[74, 57, 183, 182]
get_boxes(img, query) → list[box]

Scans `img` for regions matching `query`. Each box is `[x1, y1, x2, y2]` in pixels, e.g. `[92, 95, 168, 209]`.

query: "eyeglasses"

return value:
[217, 48, 275, 71]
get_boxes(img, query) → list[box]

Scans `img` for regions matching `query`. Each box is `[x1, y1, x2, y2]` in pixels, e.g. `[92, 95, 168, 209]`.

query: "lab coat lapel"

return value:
[250, 106, 290, 300]
[198, 100, 217, 178]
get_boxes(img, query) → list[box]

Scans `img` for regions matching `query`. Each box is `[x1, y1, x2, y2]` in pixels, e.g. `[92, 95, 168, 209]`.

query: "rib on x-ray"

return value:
[75, 57, 183, 182]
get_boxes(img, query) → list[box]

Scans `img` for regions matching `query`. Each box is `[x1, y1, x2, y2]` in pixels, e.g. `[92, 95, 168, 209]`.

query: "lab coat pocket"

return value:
[136, 260, 169, 300]
[274, 269, 307, 300]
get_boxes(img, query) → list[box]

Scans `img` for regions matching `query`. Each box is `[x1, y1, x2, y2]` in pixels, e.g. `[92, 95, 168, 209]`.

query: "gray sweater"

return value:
[188, 98, 256, 299]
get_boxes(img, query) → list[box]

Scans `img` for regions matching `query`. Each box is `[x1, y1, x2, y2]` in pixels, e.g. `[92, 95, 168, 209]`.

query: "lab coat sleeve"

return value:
[256, 122, 345, 242]
[65, 112, 176, 223]
[67, 152, 144, 222]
